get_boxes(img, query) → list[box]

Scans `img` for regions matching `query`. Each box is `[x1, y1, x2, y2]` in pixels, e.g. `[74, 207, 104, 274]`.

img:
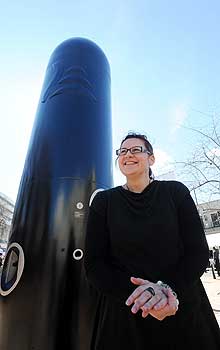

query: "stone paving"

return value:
[201, 269, 220, 326]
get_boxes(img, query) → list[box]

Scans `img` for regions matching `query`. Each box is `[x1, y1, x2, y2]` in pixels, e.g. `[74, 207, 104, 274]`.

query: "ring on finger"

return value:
[144, 286, 156, 297]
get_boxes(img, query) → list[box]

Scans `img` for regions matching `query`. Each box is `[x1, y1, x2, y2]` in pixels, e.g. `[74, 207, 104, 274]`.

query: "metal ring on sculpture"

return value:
[89, 188, 105, 206]
[73, 248, 83, 260]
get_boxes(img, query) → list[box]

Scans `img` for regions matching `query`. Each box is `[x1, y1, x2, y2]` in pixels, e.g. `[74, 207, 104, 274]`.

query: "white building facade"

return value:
[0, 192, 14, 243]
[197, 199, 220, 248]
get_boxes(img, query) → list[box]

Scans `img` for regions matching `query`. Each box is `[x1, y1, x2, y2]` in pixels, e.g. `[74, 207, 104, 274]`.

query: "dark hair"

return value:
[120, 132, 153, 154]
[119, 132, 154, 180]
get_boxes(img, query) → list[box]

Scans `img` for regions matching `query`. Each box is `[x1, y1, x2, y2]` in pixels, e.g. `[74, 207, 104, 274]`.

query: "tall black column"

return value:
[0, 38, 112, 350]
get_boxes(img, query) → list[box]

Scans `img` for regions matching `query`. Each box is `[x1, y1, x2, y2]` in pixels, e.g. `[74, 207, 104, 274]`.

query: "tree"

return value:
[175, 114, 220, 203]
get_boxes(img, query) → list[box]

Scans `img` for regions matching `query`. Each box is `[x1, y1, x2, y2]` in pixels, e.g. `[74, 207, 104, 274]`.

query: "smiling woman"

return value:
[84, 132, 220, 350]
[117, 133, 155, 192]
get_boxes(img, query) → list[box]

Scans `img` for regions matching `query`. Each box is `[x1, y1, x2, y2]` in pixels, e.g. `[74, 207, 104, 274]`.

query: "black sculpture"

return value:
[0, 38, 112, 350]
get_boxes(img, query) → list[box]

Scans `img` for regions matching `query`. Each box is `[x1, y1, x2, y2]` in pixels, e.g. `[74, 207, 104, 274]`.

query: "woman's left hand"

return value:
[125, 277, 167, 316]
[148, 288, 178, 320]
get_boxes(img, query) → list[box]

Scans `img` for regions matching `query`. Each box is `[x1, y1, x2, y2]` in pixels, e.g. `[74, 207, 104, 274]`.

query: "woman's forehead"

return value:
[121, 138, 145, 148]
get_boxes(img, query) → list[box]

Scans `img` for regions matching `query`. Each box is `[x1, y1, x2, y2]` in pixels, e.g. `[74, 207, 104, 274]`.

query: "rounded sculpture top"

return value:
[48, 37, 111, 77]
[24, 37, 112, 181]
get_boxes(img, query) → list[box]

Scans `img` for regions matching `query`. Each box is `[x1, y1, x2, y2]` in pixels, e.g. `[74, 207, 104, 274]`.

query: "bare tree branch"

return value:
[191, 180, 220, 190]
[183, 125, 220, 148]
[203, 147, 220, 171]
[175, 161, 210, 182]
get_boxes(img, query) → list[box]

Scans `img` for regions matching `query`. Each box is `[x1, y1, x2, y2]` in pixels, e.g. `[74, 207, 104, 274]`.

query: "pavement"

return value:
[201, 269, 220, 326]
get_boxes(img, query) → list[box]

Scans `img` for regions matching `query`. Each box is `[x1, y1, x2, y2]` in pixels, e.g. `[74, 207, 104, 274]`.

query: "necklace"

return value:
[125, 179, 153, 193]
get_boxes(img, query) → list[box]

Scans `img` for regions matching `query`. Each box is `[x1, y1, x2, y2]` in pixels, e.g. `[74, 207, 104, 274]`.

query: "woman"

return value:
[84, 132, 220, 349]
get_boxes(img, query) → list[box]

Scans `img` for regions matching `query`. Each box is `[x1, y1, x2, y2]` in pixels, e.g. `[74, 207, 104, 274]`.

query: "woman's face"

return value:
[118, 138, 155, 178]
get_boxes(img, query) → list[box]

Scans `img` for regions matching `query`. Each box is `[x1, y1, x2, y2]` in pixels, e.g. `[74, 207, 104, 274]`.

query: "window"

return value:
[211, 212, 220, 227]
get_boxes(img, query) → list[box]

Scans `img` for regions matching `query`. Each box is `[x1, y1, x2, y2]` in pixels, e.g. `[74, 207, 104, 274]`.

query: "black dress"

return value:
[84, 180, 220, 349]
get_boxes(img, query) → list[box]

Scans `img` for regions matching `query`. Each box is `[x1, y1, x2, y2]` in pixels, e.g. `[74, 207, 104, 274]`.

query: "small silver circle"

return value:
[76, 202, 84, 210]
[73, 249, 83, 260]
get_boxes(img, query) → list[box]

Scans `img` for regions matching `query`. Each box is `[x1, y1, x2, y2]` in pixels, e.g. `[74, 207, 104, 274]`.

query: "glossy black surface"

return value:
[0, 38, 112, 349]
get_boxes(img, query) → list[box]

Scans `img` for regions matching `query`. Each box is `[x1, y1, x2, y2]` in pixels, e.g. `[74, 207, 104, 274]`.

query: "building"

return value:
[0, 192, 14, 243]
[155, 170, 176, 181]
[197, 199, 220, 231]
[197, 199, 220, 248]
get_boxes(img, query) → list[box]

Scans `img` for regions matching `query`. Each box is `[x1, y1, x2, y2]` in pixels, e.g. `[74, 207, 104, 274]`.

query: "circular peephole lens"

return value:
[0, 242, 25, 296]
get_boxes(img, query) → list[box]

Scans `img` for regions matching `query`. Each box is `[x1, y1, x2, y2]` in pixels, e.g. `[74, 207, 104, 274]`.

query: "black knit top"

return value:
[84, 181, 220, 349]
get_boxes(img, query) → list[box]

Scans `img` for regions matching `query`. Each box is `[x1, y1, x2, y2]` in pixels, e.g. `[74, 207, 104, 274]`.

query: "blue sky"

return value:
[1, 1, 220, 202]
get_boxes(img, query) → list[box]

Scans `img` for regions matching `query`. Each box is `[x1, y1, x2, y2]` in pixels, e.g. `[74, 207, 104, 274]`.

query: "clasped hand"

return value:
[125, 277, 178, 321]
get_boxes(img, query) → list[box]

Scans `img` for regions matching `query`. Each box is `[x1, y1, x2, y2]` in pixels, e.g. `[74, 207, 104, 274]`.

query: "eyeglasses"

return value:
[116, 146, 151, 156]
